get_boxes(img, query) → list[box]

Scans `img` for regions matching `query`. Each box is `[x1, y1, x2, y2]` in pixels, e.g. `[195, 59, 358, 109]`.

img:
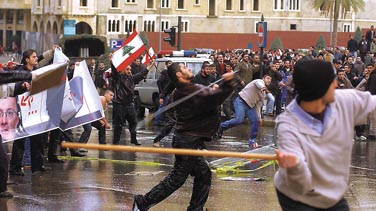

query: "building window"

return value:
[57, 0, 62, 6]
[288, 0, 300, 11]
[239, 0, 245, 11]
[126, 0, 136, 3]
[6, 11, 13, 24]
[226, 0, 232, 10]
[274, 0, 284, 11]
[80, 0, 87, 7]
[144, 20, 155, 32]
[17, 11, 24, 24]
[194, 0, 200, 5]
[290, 24, 297, 30]
[253, 0, 259, 11]
[146, 0, 154, 9]
[177, 0, 184, 9]
[161, 0, 170, 8]
[181, 21, 189, 32]
[108, 19, 120, 33]
[161, 20, 170, 31]
[37, 0, 41, 7]
[125, 20, 137, 33]
[0, 11, 3, 24]
[343, 24, 351, 32]
[112, 20, 116, 32]
[111, 0, 119, 8]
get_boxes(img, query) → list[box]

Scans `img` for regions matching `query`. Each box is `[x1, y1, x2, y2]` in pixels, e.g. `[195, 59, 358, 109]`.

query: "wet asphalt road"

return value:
[2, 111, 376, 211]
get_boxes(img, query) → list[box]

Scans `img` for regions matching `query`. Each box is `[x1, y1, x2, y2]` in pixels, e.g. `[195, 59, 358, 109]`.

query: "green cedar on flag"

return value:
[111, 30, 146, 71]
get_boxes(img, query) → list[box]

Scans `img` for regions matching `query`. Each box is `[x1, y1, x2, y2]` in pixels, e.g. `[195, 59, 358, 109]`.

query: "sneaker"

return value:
[248, 139, 259, 150]
[360, 135, 367, 141]
[153, 142, 160, 147]
[78, 148, 88, 152]
[0, 191, 13, 198]
[354, 136, 361, 141]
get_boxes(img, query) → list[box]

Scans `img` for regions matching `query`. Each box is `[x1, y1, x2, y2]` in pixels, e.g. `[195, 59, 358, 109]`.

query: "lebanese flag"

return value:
[111, 30, 146, 71]
[142, 47, 156, 65]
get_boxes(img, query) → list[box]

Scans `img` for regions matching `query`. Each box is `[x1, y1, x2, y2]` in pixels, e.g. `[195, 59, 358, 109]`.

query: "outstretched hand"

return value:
[275, 149, 299, 168]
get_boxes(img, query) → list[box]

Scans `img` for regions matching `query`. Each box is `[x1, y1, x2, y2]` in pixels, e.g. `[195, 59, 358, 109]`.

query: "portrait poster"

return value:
[0, 67, 66, 143]
[59, 60, 104, 130]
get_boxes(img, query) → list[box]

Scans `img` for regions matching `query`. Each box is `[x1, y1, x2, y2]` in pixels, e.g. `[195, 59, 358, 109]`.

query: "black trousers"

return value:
[10, 138, 25, 172]
[48, 129, 80, 156]
[276, 189, 349, 211]
[91, 121, 106, 144]
[10, 133, 48, 173]
[30, 133, 48, 172]
[138, 133, 212, 211]
[112, 102, 138, 144]
[0, 136, 8, 192]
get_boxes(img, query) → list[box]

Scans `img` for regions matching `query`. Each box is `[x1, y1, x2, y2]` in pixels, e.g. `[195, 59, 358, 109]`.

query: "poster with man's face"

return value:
[0, 97, 20, 141]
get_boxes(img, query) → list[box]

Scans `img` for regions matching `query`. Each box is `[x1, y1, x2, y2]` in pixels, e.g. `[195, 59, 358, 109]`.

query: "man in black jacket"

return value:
[192, 63, 216, 86]
[366, 64, 376, 139]
[9, 48, 55, 175]
[132, 62, 236, 211]
[153, 60, 172, 125]
[347, 35, 358, 58]
[110, 59, 150, 145]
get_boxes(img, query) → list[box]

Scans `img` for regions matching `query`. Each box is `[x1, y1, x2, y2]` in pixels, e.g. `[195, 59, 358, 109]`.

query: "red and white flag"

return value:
[142, 47, 156, 65]
[111, 30, 146, 71]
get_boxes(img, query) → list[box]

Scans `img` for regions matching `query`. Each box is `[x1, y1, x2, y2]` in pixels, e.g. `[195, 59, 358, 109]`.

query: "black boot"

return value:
[70, 149, 86, 157]
[132, 195, 148, 211]
[131, 140, 141, 146]
[48, 156, 64, 163]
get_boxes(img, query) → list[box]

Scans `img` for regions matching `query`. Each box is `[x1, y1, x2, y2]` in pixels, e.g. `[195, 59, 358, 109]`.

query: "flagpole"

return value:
[144, 47, 158, 70]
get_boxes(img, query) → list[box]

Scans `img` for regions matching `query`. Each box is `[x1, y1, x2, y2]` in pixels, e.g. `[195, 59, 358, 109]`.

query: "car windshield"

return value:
[186, 62, 203, 76]
[152, 60, 206, 78]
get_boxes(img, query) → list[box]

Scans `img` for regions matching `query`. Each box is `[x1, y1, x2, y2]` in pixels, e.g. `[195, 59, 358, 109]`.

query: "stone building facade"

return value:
[2, 0, 376, 53]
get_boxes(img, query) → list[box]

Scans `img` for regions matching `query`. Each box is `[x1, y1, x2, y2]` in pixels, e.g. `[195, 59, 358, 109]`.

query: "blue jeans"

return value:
[153, 96, 169, 125]
[220, 97, 259, 140]
[265, 93, 275, 114]
[23, 137, 31, 166]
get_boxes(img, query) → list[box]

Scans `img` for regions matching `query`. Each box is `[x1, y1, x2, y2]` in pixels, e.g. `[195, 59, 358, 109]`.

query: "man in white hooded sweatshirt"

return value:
[215, 74, 272, 149]
[274, 59, 376, 210]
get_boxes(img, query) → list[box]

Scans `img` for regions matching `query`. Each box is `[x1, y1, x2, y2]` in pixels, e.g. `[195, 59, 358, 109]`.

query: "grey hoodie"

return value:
[274, 89, 376, 208]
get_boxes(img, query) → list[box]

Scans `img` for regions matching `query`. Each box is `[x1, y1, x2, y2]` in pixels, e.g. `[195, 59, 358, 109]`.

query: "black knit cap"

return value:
[293, 59, 336, 101]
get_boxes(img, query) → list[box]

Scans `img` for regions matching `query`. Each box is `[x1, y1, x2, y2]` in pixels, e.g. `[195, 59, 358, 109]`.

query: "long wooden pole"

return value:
[61, 142, 277, 160]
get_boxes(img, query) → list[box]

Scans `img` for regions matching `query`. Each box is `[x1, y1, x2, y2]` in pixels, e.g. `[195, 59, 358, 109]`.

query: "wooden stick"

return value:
[61, 142, 277, 160]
